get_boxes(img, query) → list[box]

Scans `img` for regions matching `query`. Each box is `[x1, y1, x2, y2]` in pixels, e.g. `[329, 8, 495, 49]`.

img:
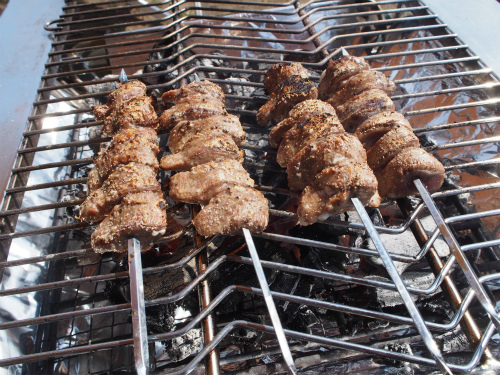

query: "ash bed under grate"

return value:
[1, 0, 500, 374]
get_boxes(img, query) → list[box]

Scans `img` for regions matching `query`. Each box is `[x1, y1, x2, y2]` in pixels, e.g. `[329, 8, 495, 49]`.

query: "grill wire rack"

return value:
[1, 0, 500, 374]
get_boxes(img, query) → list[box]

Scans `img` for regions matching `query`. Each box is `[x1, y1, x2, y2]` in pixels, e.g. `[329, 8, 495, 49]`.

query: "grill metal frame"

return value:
[1, 0, 500, 374]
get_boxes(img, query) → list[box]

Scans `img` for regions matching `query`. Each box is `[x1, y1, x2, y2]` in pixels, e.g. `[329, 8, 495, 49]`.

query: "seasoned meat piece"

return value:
[168, 114, 245, 153]
[88, 134, 159, 192]
[264, 62, 310, 94]
[91, 191, 167, 253]
[160, 134, 244, 171]
[257, 75, 318, 126]
[326, 70, 396, 108]
[377, 147, 445, 198]
[193, 186, 269, 236]
[276, 113, 344, 167]
[93, 80, 147, 121]
[354, 111, 412, 150]
[80, 163, 161, 223]
[336, 89, 395, 133]
[297, 162, 381, 225]
[367, 125, 420, 173]
[159, 97, 227, 130]
[269, 100, 336, 148]
[169, 160, 254, 205]
[102, 96, 158, 136]
[161, 80, 225, 104]
[318, 56, 370, 100]
[287, 134, 367, 191]
[111, 126, 159, 147]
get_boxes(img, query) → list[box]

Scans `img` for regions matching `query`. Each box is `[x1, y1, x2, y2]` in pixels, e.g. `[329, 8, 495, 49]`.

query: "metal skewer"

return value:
[128, 238, 150, 375]
[119, 69, 150, 375]
[352, 198, 453, 375]
[243, 228, 298, 375]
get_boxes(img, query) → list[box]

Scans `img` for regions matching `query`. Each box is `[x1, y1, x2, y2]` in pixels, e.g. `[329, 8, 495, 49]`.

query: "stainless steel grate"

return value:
[1, 0, 500, 374]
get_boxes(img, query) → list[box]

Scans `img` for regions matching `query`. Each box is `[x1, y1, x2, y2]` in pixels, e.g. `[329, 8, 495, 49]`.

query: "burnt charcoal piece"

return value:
[165, 329, 203, 362]
[146, 304, 176, 335]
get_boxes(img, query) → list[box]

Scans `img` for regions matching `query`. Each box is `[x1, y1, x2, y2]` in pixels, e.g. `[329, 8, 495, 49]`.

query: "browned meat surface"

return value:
[169, 160, 254, 205]
[297, 162, 380, 225]
[159, 97, 227, 130]
[160, 134, 244, 171]
[276, 113, 344, 167]
[93, 80, 147, 121]
[287, 134, 367, 191]
[91, 191, 167, 253]
[161, 80, 225, 104]
[257, 75, 318, 126]
[111, 126, 159, 147]
[168, 114, 245, 153]
[326, 70, 396, 108]
[264, 63, 310, 94]
[102, 96, 158, 136]
[80, 163, 161, 223]
[354, 111, 412, 150]
[377, 147, 445, 198]
[367, 125, 420, 173]
[268, 100, 336, 148]
[336, 89, 395, 133]
[88, 131, 160, 191]
[318, 56, 370, 100]
[193, 186, 269, 236]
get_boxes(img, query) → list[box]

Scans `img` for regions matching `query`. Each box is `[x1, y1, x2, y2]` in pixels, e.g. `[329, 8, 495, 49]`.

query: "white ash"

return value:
[438, 324, 471, 353]
[166, 329, 203, 362]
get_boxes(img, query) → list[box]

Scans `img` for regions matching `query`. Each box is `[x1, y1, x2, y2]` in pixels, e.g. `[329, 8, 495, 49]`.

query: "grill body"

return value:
[1, 1, 500, 374]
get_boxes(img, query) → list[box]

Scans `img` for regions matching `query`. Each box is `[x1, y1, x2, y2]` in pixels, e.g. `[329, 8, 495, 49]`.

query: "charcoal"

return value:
[146, 303, 176, 334]
[165, 328, 203, 362]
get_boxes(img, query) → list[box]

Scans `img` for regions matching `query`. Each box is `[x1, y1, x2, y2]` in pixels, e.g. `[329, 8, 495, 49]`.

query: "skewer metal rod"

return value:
[352, 198, 453, 375]
[128, 238, 150, 375]
[243, 228, 297, 375]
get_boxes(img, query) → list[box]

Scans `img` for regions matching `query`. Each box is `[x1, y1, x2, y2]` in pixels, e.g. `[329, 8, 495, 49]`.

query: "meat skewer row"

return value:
[260, 63, 381, 225]
[159, 80, 269, 236]
[318, 53, 445, 198]
[80, 78, 166, 253]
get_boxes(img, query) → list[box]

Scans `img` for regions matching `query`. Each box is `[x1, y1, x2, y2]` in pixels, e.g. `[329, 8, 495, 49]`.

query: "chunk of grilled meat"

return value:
[336, 89, 395, 133]
[326, 70, 396, 108]
[318, 56, 370, 100]
[269, 99, 336, 148]
[102, 96, 158, 136]
[377, 147, 445, 198]
[354, 111, 412, 150]
[367, 125, 420, 174]
[264, 62, 310, 94]
[276, 113, 344, 167]
[88, 132, 159, 191]
[297, 161, 380, 226]
[111, 126, 159, 147]
[168, 114, 245, 153]
[80, 163, 161, 223]
[169, 160, 254, 205]
[161, 80, 225, 104]
[287, 133, 367, 191]
[91, 191, 167, 253]
[93, 80, 147, 121]
[159, 97, 227, 130]
[193, 186, 269, 236]
[160, 134, 244, 171]
[257, 75, 318, 126]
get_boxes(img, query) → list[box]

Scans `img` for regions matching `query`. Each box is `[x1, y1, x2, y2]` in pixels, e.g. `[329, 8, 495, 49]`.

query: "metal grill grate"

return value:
[1, 0, 500, 374]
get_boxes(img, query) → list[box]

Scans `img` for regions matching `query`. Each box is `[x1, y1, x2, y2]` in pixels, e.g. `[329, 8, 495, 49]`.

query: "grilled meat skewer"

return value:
[159, 97, 227, 130]
[161, 80, 225, 104]
[264, 62, 310, 94]
[160, 134, 244, 171]
[168, 114, 245, 153]
[354, 111, 412, 150]
[257, 75, 318, 126]
[269, 99, 336, 148]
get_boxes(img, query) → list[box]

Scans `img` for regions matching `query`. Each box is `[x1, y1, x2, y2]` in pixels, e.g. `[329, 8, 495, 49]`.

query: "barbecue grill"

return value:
[1, 0, 500, 374]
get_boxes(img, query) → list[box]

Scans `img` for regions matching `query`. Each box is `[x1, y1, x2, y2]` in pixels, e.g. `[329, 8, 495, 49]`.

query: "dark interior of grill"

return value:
[1, 1, 500, 374]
